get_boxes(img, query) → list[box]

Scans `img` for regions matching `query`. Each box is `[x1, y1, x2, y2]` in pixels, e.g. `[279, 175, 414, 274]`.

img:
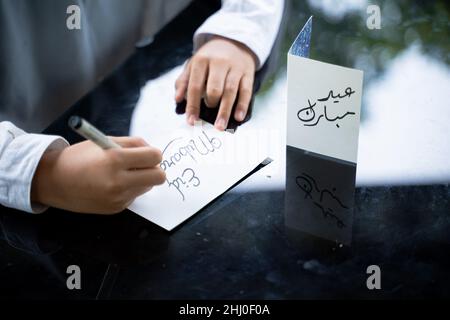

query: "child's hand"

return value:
[31, 137, 166, 214]
[175, 35, 257, 131]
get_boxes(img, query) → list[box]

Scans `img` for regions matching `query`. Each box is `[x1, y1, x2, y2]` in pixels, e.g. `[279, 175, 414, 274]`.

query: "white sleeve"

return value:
[193, 0, 284, 70]
[0, 121, 69, 213]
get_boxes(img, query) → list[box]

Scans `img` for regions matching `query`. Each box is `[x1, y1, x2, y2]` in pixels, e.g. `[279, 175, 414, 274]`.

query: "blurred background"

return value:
[259, 0, 450, 186]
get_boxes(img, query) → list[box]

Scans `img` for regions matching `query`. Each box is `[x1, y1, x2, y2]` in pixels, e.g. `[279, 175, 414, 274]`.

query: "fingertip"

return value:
[154, 148, 163, 163]
[134, 137, 149, 147]
[214, 118, 226, 131]
[204, 97, 211, 108]
[187, 114, 197, 126]
[157, 170, 167, 185]
[175, 87, 185, 101]
[234, 109, 246, 122]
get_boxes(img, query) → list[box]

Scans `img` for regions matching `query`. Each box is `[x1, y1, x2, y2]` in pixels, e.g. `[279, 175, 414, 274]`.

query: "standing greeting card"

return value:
[285, 17, 363, 244]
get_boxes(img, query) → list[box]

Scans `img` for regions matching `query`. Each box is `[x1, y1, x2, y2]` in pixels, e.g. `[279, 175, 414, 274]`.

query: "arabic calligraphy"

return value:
[297, 87, 356, 128]
[295, 172, 348, 228]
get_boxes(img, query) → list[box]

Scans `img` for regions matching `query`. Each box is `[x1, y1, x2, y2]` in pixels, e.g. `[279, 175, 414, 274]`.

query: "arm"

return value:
[0, 121, 166, 214]
[0, 121, 69, 213]
[175, 0, 284, 130]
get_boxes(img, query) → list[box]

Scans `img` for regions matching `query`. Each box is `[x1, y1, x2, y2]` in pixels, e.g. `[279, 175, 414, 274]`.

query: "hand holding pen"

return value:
[30, 116, 165, 214]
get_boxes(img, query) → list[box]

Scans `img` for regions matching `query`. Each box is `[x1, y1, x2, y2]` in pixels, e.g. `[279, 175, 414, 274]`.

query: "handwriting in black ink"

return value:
[295, 172, 347, 228]
[297, 87, 356, 128]
[160, 130, 222, 201]
[317, 87, 355, 102]
[167, 168, 201, 201]
[160, 130, 222, 171]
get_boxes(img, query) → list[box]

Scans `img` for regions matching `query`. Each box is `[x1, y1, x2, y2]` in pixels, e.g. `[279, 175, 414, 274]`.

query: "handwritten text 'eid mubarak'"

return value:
[297, 87, 356, 128]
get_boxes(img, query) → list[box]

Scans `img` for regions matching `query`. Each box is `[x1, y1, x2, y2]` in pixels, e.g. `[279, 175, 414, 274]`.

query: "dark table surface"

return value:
[1, 0, 449, 299]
